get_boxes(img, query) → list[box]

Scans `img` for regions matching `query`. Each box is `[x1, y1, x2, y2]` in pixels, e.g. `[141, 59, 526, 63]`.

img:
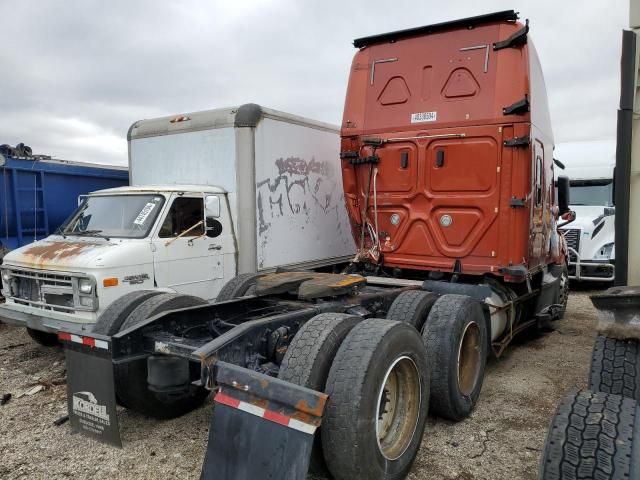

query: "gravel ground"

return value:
[0, 289, 599, 479]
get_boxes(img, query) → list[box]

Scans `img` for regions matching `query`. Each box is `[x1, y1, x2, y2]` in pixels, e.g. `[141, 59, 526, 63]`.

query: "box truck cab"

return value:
[556, 141, 615, 281]
[0, 105, 354, 341]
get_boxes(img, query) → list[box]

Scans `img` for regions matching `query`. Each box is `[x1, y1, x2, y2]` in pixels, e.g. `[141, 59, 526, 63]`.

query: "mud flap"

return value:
[58, 332, 122, 447]
[201, 361, 327, 480]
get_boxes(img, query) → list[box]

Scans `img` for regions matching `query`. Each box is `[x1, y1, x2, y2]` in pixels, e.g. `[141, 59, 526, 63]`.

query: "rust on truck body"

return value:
[18, 241, 103, 267]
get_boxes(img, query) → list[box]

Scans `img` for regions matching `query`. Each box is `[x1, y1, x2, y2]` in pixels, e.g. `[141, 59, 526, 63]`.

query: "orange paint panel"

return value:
[378, 77, 411, 105]
[396, 222, 435, 256]
[442, 68, 480, 98]
[374, 142, 417, 193]
[433, 208, 481, 247]
[342, 14, 556, 278]
[428, 137, 498, 193]
[421, 66, 433, 100]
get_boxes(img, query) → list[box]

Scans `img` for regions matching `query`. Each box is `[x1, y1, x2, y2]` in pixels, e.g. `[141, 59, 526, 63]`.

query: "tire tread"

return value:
[589, 335, 640, 401]
[386, 290, 437, 331]
[540, 389, 636, 480]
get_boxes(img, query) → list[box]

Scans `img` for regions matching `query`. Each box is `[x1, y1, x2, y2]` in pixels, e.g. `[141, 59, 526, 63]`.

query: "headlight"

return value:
[1, 271, 10, 282]
[594, 243, 614, 261]
[78, 278, 93, 294]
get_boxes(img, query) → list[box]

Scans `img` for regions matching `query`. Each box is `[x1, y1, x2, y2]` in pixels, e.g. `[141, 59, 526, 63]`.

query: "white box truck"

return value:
[0, 104, 354, 344]
[556, 140, 615, 282]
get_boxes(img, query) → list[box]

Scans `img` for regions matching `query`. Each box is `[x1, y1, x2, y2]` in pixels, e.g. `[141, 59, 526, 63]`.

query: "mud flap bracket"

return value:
[201, 361, 327, 480]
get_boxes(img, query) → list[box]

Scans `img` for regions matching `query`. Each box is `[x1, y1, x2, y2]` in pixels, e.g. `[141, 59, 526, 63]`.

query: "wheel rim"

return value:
[559, 270, 569, 307]
[375, 356, 422, 460]
[457, 322, 482, 396]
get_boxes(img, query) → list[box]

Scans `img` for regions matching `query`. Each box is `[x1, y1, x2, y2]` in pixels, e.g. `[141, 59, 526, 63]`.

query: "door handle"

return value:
[209, 244, 222, 251]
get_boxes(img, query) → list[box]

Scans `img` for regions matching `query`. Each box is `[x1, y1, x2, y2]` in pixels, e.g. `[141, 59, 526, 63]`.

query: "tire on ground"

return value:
[422, 294, 487, 421]
[386, 290, 438, 332]
[322, 319, 430, 480]
[26, 328, 59, 347]
[215, 273, 261, 302]
[539, 389, 639, 479]
[92, 290, 163, 335]
[278, 312, 361, 474]
[114, 293, 209, 419]
[589, 334, 640, 401]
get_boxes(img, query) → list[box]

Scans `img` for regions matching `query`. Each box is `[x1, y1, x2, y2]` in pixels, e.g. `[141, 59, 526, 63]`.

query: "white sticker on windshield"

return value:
[134, 203, 156, 225]
[410, 111, 437, 123]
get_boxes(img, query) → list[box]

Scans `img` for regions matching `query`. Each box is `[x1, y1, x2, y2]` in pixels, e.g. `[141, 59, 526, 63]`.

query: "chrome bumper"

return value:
[568, 247, 615, 282]
[0, 303, 95, 334]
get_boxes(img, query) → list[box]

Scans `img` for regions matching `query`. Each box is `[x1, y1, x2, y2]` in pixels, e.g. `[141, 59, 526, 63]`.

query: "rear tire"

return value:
[539, 389, 639, 479]
[119, 292, 206, 331]
[114, 293, 209, 419]
[26, 328, 59, 347]
[422, 294, 487, 421]
[589, 334, 640, 401]
[386, 290, 438, 332]
[278, 312, 361, 475]
[92, 290, 163, 335]
[322, 319, 430, 480]
[215, 273, 261, 302]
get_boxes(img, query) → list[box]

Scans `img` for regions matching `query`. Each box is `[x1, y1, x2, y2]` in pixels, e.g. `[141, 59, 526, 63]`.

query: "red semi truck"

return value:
[54, 11, 572, 480]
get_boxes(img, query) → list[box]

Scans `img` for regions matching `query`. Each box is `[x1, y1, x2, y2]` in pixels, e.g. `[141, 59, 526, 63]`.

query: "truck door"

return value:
[151, 194, 224, 301]
[530, 141, 546, 265]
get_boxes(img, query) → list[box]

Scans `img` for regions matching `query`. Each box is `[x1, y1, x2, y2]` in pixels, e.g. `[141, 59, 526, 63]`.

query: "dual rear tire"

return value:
[422, 294, 487, 421]
[279, 292, 487, 480]
[387, 291, 488, 421]
[279, 315, 429, 480]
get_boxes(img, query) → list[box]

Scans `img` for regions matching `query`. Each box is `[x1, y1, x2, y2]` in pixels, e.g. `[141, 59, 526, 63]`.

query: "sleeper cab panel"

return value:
[351, 22, 528, 134]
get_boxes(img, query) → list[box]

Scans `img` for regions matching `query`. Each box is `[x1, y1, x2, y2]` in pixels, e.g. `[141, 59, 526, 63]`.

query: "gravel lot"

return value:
[0, 289, 599, 479]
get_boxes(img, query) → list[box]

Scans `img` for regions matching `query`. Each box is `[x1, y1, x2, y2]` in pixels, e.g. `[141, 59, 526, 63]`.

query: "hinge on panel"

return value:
[350, 155, 379, 165]
[510, 196, 526, 208]
[493, 19, 529, 51]
[503, 136, 530, 148]
[503, 95, 530, 115]
[339, 151, 359, 160]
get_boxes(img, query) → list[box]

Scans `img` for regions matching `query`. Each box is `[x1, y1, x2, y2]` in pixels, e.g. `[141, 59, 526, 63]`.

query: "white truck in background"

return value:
[0, 104, 354, 344]
[556, 140, 615, 282]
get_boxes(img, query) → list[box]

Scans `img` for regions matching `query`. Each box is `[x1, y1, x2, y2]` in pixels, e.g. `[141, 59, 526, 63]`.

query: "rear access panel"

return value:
[370, 125, 506, 274]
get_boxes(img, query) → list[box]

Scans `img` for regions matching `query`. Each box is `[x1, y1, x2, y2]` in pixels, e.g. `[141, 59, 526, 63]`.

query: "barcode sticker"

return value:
[134, 203, 156, 225]
[410, 111, 437, 123]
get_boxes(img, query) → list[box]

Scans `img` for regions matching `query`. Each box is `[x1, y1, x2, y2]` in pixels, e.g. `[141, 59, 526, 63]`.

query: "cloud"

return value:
[0, 0, 629, 165]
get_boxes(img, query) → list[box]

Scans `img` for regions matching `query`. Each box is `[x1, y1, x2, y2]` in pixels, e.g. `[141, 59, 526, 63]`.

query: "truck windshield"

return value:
[569, 179, 613, 207]
[61, 194, 165, 239]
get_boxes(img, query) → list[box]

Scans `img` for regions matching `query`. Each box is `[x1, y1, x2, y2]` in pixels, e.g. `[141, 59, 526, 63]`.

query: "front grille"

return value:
[6, 269, 76, 313]
[562, 228, 581, 260]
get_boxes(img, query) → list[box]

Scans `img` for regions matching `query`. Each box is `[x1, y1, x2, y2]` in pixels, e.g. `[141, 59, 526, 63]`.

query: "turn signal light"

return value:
[103, 278, 119, 287]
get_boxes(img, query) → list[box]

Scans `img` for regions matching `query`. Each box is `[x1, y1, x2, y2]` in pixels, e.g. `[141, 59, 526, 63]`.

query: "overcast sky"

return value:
[0, 1, 629, 166]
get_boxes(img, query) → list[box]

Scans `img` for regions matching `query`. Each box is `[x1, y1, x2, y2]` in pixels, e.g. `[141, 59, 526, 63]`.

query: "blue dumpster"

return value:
[0, 152, 128, 253]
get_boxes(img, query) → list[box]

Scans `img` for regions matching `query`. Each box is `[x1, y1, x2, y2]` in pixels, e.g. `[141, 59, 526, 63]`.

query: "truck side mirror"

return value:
[204, 195, 223, 238]
[78, 194, 88, 206]
[205, 195, 220, 218]
[557, 175, 570, 215]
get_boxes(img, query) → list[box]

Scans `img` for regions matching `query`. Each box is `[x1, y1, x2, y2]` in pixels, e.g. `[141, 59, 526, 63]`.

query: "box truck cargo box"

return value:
[0, 105, 354, 342]
[128, 104, 354, 272]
